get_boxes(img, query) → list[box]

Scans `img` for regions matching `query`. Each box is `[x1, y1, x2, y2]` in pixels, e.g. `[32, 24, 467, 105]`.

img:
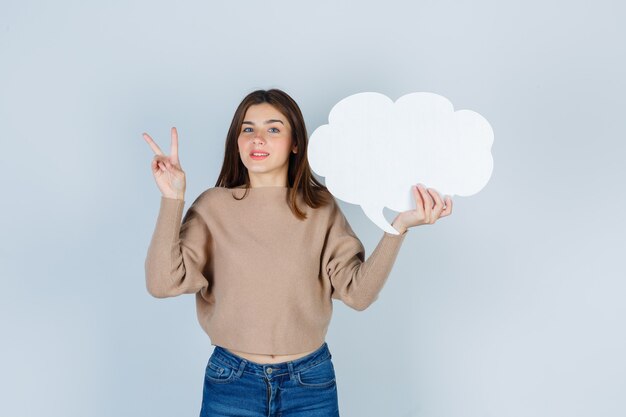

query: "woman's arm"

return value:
[323, 183, 452, 311]
[144, 196, 212, 298]
[322, 201, 408, 311]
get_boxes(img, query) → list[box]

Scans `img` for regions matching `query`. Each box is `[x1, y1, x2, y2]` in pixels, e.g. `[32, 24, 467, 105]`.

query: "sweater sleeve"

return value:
[144, 196, 212, 298]
[322, 200, 408, 311]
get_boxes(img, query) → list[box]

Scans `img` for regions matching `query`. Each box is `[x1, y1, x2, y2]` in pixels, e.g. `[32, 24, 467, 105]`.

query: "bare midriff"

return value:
[224, 346, 320, 364]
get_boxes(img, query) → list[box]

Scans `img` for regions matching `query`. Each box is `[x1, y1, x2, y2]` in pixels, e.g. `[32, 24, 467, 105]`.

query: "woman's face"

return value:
[237, 103, 297, 187]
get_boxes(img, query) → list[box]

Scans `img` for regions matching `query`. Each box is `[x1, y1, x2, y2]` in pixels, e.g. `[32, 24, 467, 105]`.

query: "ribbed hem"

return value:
[383, 228, 408, 239]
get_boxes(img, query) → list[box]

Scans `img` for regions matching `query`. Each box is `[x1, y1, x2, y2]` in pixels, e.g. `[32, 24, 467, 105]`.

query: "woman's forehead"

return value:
[244, 103, 289, 127]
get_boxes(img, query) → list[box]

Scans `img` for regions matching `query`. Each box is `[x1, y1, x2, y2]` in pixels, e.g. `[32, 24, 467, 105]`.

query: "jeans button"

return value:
[267, 368, 273, 374]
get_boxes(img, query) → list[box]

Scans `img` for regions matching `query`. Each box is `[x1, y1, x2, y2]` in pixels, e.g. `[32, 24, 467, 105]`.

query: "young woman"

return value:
[143, 89, 452, 416]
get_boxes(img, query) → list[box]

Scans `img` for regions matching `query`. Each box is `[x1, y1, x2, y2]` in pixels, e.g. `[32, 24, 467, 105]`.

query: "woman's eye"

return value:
[242, 127, 279, 133]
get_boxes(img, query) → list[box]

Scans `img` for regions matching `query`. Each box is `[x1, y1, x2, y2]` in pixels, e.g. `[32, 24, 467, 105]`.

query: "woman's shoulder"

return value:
[188, 187, 231, 208]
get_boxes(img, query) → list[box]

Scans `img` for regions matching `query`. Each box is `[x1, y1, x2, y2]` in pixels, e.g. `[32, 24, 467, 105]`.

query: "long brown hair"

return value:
[214, 88, 333, 220]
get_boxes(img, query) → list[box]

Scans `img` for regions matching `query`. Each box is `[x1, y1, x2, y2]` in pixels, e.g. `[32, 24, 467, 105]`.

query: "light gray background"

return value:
[1, 1, 624, 416]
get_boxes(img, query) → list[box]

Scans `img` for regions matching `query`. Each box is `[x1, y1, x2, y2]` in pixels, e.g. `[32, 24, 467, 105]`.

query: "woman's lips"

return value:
[250, 152, 269, 160]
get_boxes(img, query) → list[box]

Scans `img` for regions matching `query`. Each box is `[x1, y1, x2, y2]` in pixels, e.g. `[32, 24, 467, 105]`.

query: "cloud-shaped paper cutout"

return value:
[309, 91, 494, 234]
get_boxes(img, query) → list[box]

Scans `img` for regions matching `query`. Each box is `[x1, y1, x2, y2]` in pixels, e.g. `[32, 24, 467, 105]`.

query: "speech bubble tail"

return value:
[361, 205, 401, 235]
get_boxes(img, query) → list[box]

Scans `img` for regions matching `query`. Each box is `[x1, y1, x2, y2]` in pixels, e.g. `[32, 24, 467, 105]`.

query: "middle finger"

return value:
[428, 188, 444, 213]
[417, 184, 434, 217]
[143, 132, 165, 156]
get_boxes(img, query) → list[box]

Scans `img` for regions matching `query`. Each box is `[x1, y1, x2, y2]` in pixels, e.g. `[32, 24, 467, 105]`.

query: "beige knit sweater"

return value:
[145, 186, 408, 354]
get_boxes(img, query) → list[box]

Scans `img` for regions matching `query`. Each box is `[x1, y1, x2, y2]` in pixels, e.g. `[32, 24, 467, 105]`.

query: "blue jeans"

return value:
[199, 341, 340, 416]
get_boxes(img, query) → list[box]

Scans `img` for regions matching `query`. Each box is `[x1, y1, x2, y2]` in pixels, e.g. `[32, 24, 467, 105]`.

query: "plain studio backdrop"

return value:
[1, 1, 624, 416]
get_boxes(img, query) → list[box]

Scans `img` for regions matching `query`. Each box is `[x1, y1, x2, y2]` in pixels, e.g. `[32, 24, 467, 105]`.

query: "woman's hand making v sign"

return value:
[142, 127, 187, 200]
[392, 184, 453, 233]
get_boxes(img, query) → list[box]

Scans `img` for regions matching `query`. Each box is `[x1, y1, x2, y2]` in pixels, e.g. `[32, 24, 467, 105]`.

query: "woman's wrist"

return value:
[391, 218, 408, 234]
[162, 193, 185, 200]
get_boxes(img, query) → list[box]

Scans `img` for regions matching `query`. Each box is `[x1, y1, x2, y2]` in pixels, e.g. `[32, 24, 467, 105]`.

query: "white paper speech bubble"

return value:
[309, 91, 494, 234]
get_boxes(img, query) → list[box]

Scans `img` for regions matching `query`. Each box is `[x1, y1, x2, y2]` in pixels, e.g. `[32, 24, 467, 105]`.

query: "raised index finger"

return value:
[142, 132, 165, 156]
[170, 127, 179, 164]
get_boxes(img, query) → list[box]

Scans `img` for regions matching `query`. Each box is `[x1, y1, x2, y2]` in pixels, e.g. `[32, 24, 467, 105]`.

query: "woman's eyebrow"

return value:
[242, 119, 285, 125]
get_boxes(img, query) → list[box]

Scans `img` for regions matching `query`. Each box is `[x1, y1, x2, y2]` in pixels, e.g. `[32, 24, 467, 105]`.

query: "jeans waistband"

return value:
[210, 342, 331, 378]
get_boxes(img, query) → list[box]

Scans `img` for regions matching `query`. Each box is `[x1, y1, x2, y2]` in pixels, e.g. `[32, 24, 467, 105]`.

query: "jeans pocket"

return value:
[295, 357, 336, 388]
[205, 359, 237, 384]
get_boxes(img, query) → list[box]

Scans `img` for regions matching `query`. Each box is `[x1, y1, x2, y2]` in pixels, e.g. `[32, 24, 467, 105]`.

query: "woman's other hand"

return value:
[142, 127, 186, 200]
[392, 184, 453, 233]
